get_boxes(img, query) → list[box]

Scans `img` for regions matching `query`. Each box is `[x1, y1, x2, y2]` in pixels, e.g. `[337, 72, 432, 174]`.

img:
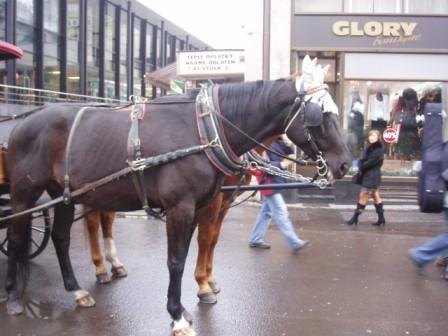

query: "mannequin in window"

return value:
[347, 93, 365, 159]
[368, 91, 390, 134]
[394, 88, 420, 161]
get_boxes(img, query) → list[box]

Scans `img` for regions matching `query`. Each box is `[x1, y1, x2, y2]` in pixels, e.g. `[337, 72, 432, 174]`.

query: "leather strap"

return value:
[127, 100, 151, 213]
[63, 106, 90, 204]
[196, 85, 246, 176]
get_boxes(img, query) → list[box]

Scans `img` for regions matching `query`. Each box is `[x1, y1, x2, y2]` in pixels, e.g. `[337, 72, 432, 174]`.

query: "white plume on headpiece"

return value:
[296, 55, 330, 91]
[295, 55, 338, 115]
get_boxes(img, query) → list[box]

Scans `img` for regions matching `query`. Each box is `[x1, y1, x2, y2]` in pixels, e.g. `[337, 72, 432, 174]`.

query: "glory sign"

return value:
[333, 21, 417, 37]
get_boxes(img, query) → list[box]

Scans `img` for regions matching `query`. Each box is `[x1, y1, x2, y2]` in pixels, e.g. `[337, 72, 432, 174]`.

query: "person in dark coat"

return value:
[347, 129, 385, 226]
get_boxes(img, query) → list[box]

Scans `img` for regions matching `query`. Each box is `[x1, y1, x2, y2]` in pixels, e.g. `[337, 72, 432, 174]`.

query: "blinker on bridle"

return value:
[282, 81, 331, 177]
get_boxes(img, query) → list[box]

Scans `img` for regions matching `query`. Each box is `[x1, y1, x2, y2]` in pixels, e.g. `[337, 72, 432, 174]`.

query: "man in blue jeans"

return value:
[248, 135, 310, 252]
[409, 197, 448, 279]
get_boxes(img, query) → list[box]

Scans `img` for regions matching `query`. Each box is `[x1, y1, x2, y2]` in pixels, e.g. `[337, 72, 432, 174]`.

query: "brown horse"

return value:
[5, 63, 350, 335]
[84, 209, 128, 284]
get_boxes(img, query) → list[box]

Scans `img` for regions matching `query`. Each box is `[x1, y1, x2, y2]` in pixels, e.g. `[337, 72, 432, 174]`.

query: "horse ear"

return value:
[311, 57, 317, 66]
[322, 64, 330, 75]
[302, 55, 312, 72]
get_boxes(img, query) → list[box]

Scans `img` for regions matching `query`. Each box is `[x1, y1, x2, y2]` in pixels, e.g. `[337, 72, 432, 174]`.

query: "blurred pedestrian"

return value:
[346, 129, 386, 226]
[409, 207, 448, 279]
[409, 92, 448, 278]
[248, 135, 310, 252]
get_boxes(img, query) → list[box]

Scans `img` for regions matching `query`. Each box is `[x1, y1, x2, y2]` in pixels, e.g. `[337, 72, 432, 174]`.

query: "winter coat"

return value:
[358, 141, 384, 189]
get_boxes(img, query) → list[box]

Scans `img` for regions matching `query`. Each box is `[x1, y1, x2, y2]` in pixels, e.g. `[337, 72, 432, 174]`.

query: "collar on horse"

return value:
[196, 85, 247, 176]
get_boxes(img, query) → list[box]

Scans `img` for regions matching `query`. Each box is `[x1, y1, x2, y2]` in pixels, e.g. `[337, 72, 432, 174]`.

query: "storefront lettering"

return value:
[333, 21, 418, 37]
[372, 33, 422, 46]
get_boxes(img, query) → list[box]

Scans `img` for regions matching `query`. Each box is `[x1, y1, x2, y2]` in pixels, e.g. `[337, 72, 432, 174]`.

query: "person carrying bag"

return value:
[346, 129, 385, 226]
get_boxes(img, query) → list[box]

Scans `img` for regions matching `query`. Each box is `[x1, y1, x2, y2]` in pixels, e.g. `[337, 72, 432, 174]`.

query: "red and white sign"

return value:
[383, 128, 399, 143]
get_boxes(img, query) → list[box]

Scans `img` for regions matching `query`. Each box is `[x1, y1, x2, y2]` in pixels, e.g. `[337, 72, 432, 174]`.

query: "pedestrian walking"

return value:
[408, 90, 448, 278]
[248, 135, 310, 252]
[409, 206, 448, 279]
[346, 129, 386, 226]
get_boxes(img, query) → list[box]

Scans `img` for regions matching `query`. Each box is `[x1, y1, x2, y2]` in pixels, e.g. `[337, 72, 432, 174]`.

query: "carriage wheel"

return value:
[0, 209, 52, 259]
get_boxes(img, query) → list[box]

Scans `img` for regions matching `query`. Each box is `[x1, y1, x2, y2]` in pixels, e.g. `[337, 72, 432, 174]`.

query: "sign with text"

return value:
[177, 50, 245, 77]
[293, 15, 448, 52]
[383, 128, 399, 143]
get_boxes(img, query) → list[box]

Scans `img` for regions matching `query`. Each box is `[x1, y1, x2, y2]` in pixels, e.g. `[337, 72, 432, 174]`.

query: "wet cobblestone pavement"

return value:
[1, 204, 447, 336]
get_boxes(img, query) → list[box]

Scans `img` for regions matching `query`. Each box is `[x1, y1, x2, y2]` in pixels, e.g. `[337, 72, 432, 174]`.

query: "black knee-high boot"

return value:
[373, 203, 385, 226]
[346, 203, 366, 225]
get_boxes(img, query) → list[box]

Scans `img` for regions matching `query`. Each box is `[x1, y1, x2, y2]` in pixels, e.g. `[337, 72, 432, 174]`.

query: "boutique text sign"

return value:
[177, 50, 245, 77]
[293, 15, 448, 52]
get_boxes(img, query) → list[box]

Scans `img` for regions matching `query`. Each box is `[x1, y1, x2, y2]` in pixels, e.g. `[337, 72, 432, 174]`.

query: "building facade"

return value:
[292, 0, 448, 178]
[0, 0, 210, 101]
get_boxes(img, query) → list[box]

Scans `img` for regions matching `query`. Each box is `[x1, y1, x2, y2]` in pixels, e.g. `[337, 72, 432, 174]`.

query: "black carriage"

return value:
[0, 41, 52, 259]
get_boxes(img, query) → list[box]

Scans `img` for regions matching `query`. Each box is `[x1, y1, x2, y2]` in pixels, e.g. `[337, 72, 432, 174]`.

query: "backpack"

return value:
[418, 103, 445, 213]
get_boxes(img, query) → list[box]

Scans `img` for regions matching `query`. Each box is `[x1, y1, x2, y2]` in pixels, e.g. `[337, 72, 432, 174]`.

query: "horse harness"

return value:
[0, 83, 331, 223]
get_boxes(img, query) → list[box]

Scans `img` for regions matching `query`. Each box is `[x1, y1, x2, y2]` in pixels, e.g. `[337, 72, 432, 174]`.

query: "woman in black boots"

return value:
[347, 129, 385, 226]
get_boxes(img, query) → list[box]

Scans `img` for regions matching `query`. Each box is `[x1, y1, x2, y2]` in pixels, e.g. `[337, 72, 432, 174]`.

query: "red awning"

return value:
[0, 41, 23, 61]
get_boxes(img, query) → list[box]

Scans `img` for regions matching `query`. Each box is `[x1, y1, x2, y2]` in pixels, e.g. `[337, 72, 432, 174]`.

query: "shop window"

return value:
[404, 0, 448, 14]
[105, 2, 116, 98]
[133, 16, 143, 96]
[43, 56, 59, 92]
[156, 28, 162, 67]
[16, 52, 36, 103]
[43, 0, 60, 91]
[119, 9, 128, 100]
[344, 0, 400, 13]
[67, 0, 80, 94]
[344, 80, 445, 176]
[145, 24, 154, 71]
[67, 63, 79, 95]
[86, 0, 99, 95]
[294, 0, 343, 13]
[0, 0, 5, 40]
[87, 67, 99, 96]
[17, 0, 36, 55]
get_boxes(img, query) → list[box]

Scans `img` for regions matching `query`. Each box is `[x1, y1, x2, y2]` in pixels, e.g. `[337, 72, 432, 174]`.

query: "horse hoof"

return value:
[197, 292, 217, 304]
[208, 281, 221, 294]
[76, 294, 96, 308]
[6, 300, 24, 315]
[111, 266, 128, 279]
[96, 273, 112, 284]
[173, 326, 196, 336]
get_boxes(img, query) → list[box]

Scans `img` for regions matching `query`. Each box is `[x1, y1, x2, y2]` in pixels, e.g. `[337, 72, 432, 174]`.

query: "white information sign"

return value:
[177, 50, 245, 77]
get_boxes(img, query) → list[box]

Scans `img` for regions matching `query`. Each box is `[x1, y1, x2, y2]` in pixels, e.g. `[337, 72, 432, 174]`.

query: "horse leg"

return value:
[205, 205, 230, 296]
[195, 195, 223, 304]
[52, 203, 95, 308]
[5, 185, 43, 315]
[85, 210, 110, 284]
[166, 202, 197, 336]
[100, 211, 127, 279]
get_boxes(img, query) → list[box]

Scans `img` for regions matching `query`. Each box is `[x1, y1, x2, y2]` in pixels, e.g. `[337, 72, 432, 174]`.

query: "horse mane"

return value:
[218, 79, 292, 122]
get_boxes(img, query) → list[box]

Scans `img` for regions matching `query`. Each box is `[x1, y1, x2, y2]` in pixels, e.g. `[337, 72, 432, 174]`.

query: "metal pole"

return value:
[262, 0, 271, 80]
[221, 182, 329, 192]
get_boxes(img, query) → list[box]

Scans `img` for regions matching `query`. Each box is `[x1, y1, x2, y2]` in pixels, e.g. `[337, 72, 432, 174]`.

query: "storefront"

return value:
[292, 14, 448, 179]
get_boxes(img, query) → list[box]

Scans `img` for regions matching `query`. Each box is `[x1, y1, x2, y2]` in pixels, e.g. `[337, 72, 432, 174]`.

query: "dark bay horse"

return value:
[5, 67, 350, 334]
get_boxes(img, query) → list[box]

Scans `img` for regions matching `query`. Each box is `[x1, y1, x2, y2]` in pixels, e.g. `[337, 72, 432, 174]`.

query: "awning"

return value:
[145, 62, 179, 90]
[0, 41, 23, 61]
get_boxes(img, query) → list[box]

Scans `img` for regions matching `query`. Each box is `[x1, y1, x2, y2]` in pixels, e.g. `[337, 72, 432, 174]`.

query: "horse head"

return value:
[285, 55, 351, 180]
